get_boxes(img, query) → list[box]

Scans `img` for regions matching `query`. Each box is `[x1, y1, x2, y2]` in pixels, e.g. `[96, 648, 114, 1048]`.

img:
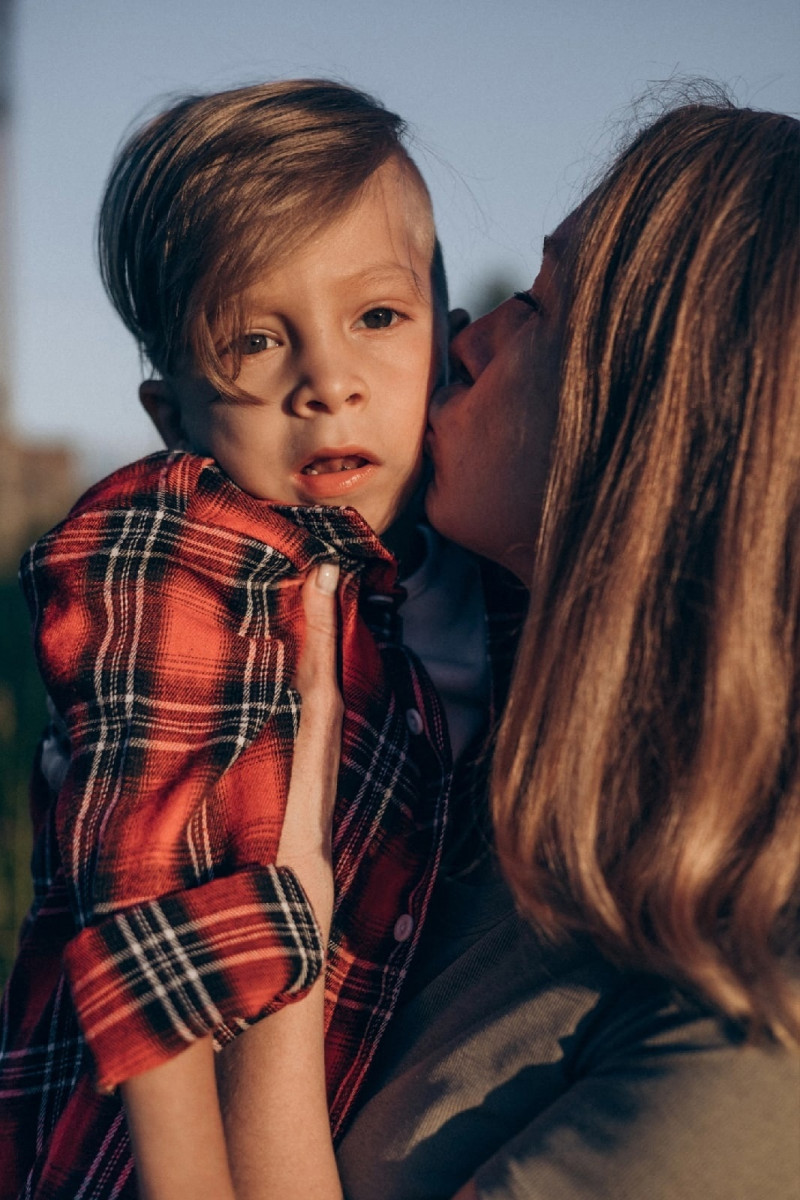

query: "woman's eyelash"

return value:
[513, 291, 541, 312]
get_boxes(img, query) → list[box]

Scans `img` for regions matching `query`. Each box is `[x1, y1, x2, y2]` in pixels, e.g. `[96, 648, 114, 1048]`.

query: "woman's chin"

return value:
[422, 480, 464, 550]
[425, 480, 490, 565]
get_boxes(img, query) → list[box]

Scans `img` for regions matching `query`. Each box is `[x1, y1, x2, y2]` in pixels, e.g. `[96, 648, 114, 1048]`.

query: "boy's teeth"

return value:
[303, 456, 366, 475]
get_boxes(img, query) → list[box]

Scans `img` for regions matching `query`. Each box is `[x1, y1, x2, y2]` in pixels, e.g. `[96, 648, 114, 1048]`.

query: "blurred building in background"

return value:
[0, 0, 78, 574]
[0, 0, 78, 984]
[0, 432, 78, 570]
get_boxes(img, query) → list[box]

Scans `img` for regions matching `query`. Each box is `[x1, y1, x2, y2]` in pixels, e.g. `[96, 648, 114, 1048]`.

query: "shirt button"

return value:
[405, 708, 424, 736]
[393, 913, 414, 942]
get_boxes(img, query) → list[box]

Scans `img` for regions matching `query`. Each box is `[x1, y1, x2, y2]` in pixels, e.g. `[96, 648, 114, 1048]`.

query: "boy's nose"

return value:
[290, 344, 369, 416]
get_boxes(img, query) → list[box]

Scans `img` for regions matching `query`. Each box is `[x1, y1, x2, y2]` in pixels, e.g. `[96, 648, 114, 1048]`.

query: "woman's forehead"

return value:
[544, 205, 584, 261]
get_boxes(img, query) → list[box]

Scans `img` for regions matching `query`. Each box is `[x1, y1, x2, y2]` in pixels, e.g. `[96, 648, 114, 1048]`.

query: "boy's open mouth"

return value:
[301, 454, 370, 476]
[294, 447, 379, 501]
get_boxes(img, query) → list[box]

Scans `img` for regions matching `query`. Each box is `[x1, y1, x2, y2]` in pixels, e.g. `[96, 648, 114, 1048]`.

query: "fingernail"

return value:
[316, 560, 340, 594]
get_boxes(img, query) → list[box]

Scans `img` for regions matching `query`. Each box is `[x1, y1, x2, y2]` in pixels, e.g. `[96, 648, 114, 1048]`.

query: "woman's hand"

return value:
[218, 562, 345, 1200]
[276, 559, 343, 943]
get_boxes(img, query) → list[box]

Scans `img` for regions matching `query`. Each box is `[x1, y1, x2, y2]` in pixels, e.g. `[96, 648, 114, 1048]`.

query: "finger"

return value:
[295, 561, 340, 698]
[315, 560, 340, 597]
[279, 563, 344, 920]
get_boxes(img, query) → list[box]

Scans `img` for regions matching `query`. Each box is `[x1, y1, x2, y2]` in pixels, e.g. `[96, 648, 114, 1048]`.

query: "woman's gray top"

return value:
[336, 861, 800, 1199]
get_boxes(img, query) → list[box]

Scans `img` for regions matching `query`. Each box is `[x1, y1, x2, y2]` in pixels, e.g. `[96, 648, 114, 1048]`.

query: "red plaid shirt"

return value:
[0, 450, 467, 1199]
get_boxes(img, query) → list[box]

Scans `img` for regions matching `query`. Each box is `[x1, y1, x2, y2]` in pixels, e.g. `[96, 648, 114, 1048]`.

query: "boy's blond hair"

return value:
[98, 79, 441, 394]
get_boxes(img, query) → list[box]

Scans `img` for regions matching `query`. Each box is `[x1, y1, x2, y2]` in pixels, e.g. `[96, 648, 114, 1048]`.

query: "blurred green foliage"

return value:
[0, 574, 45, 990]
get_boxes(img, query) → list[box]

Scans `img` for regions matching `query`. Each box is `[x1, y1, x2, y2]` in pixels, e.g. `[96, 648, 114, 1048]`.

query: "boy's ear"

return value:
[139, 380, 187, 450]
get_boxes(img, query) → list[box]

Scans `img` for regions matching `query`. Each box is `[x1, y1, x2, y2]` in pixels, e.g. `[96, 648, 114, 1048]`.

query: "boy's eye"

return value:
[240, 332, 279, 355]
[358, 307, 402, 330]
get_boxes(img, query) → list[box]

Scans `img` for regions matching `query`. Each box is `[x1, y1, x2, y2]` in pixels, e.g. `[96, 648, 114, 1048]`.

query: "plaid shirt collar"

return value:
[76, 446, 402, 577]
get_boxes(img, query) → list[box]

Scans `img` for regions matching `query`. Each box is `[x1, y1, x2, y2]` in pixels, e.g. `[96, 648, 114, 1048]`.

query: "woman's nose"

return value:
[448, 302, 509, 385]
[290, 341, 369, 416]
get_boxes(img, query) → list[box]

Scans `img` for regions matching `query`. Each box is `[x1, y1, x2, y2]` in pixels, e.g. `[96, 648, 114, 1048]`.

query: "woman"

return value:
[336, 99, 800, 1198]
[308, 98, 798, 1199]
[150, 97, 800, 1197]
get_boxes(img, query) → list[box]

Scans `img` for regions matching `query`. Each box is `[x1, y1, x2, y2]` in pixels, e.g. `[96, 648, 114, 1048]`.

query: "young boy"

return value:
[0, 80, 498, 1198]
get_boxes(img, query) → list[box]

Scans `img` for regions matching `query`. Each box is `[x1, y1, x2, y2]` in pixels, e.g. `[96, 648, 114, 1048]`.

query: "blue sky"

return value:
[7, 0, 800, 477]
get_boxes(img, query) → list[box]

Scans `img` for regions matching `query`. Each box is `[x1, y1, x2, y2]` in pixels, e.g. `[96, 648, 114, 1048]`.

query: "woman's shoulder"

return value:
[339, 895, 800, 1200]
[473, 945, 800, 1200]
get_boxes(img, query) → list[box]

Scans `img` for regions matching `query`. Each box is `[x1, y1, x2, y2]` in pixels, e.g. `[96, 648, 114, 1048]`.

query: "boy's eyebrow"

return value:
[346, 262, 427, 289]
[244, 262, 429, 314]
[319, 262, 429, 299]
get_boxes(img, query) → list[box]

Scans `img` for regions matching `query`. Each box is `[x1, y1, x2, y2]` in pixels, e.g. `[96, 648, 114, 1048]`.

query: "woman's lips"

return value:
[294, 447, 378, 500]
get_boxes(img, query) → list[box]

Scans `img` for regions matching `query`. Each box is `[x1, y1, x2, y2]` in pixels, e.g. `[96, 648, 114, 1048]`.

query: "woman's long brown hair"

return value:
[493, 101, 800, 1043]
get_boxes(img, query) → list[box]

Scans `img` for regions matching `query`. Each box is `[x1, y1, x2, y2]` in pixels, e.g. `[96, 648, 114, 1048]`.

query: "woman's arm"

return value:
[217, 560, 344, 1200]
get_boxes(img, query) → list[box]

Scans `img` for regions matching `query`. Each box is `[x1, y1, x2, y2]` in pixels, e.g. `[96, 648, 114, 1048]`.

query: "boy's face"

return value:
[143, 159, 437, 536]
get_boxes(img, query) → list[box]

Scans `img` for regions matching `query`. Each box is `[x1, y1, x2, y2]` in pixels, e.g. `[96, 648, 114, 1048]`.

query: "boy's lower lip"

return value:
[294, 462, 378, 500]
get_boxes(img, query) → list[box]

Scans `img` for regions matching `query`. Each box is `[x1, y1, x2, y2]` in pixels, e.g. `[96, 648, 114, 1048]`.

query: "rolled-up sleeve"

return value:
[64, 865, 323, 1092]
